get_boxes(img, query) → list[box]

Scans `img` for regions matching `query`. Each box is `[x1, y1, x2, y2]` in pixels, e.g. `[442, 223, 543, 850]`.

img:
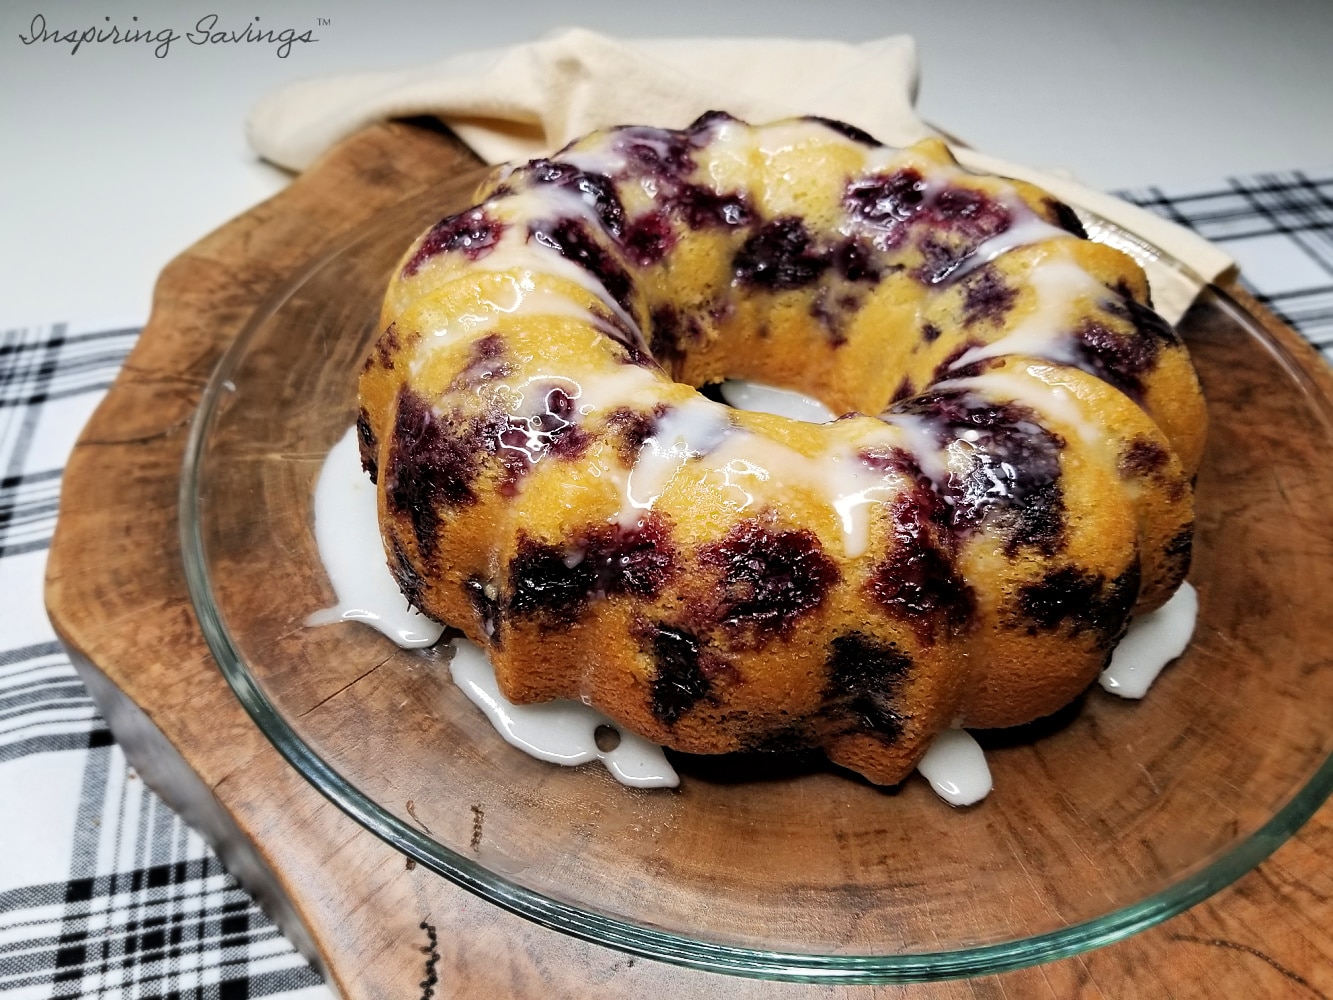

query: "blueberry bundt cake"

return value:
[356, 114, 1205, 786]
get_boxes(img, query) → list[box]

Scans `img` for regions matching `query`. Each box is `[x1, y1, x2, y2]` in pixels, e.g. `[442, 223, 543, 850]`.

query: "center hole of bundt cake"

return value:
[699, 380, 837, 424]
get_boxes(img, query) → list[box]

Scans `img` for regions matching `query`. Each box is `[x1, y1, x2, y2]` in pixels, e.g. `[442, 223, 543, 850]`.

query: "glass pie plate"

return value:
[181, 172, 1333, 984]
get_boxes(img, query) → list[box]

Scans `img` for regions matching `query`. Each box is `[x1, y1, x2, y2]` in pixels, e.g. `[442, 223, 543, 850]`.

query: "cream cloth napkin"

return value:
[248, 28, 1233, 319]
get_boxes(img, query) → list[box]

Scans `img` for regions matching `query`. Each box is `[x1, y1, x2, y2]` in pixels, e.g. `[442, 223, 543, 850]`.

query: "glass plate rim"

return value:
[179, 197, 1333, 984]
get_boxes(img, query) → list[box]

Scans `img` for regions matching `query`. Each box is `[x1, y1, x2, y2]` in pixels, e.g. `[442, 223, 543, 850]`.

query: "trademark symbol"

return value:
[318, 16, 331, 25]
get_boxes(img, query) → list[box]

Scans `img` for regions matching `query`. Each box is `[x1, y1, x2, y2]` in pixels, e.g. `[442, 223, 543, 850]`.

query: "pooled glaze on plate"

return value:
[311, 374, 1197, 804]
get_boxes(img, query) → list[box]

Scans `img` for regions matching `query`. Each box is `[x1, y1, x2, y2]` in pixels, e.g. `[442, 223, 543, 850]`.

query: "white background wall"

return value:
[3, 0, 1331, 327]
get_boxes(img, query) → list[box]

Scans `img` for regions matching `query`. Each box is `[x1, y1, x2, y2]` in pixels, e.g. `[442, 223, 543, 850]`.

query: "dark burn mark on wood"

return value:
[733, 217, 831, 290]
[826, 633, 912, 739]
[418, 920, 440, 1000]
[356, 408, 378, 484]
[1016, 562, 1140, 645]
[698, 517, 841, 643]
[469, 803, 484, 850]
[1169, 935, 1329, 1000]
[404, 208, 506, 276]
[648, 624, 711, 725]
[405, 799, 433, 834]
[507, 516, 678, 625]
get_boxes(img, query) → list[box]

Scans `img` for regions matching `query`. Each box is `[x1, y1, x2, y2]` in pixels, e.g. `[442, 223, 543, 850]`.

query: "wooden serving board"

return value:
[46, 120, 1333, 999]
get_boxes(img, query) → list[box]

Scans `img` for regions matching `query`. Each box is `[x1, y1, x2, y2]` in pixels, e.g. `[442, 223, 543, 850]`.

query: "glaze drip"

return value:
[359, 116, 1203, 791]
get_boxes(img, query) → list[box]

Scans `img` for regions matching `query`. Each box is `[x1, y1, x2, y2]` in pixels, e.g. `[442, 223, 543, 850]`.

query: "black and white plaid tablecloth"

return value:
[2, 168, 1330, 998]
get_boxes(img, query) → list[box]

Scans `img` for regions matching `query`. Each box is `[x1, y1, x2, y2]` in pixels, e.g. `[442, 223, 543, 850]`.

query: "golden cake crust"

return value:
[357, 114, 1204, 785]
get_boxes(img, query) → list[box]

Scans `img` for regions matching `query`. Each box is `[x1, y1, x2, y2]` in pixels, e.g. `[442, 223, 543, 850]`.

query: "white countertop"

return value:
[3, 0, 1331, 328]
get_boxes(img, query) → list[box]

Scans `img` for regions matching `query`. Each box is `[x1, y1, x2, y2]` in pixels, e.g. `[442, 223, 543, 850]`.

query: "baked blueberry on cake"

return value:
[356, 113, 1205, 786]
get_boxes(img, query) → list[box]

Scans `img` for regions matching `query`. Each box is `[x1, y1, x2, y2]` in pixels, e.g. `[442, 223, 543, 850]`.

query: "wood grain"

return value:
[46, 120, 1333, 999]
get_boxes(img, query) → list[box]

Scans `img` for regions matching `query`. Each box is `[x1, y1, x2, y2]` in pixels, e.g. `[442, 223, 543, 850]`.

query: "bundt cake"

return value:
[356, 113, 1205, 786]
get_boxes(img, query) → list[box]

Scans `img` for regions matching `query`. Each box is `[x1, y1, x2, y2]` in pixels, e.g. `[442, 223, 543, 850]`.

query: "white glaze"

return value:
[306, 426, 445, 648]
[822, 448, 903, 559]
[941, 365, 1106, 451]
[1099, 581, 1198, 698]
[700, 119, 757, 188]
[473, 276, 634, 342]
[456, 196, 645, 345]
[915, 728, 992, 807]
[623, 397, 732, 519]
[557, 147, 630, 177]
[449, 638, 679, 788]
[305, 424, 1203, 806]
[719, 380, 836, 423]
[566, 362, 661, 415]
[752, 119, 863, 161]
[689, 406, 908, 559]
[948, 206, 1073, 281]
[948, 257, 1105, 372]
[879, 410, 952, 484]
[328, 121, 1203, 804]
[407, 252, 647, 362]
